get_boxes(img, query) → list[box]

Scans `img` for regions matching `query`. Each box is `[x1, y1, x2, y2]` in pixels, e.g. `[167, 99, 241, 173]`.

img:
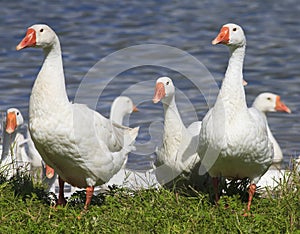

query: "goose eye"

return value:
[267, 97, 271, 101]
[233, 28, 237, 32]
[17, 112, 19, 115]
[40, 28, 44, 32]
[166, 81, 169, 85]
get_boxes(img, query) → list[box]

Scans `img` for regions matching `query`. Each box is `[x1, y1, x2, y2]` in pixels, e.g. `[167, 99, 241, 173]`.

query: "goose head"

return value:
[16, 24, 57, 50]
[5, 108, 24, 134]
[112, 96, 138, 116]
[152, 77, 175, 104]
[110, 96, 138, 125]
[252, 92, 291, 114]
[212, 23, 246, 48]
[118, 96, 138, 114]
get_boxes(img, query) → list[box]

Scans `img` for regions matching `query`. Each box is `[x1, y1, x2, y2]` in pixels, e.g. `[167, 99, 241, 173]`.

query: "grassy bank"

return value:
[0, 171, 299, 233]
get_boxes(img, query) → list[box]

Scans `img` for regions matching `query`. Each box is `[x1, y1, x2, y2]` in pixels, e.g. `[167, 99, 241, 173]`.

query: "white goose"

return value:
[252, 93, 291, 189]
[153, 77, 201, 186]
[198, 23, 274, 213]
[1, 108, 56, 189]
[105, 96, 159, 190]
[1, 108, 29, 178]
[16, 24, 139, 210]
[252, 92, 291, 166]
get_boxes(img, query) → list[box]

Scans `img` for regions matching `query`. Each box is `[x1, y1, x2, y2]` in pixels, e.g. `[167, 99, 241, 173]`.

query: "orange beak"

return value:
[153, 82, 165, 103]
[132, 105, 139, 112]
[275, 96, 291, 113]
[16, 28, 36, 50]
[6, 112, 17, 134]
[45, 165, 55, 179]
[212, 26, 230, 45]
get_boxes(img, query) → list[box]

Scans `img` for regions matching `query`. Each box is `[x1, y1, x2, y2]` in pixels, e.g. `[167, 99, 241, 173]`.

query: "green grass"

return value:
[0, 170, 299, 233]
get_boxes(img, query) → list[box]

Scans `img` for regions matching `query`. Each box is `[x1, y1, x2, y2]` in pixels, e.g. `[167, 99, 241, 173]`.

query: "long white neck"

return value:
[110, 104, 126, 125]
[29, 37, 69, 119]
[1, 129, 18, 158]
[214, 45, 247, 118]
[162, 95, 184, 135]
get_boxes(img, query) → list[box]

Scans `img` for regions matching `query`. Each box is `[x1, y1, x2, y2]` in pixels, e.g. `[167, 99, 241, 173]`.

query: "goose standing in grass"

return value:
[0, 108, 29, 178]
[252, 92, 291, 188]
[153, 76, 201, 187]
[1, 108, 56, 189]
[198, 23, 273, 213]
[16, 24, 139, 210]
[104, 96, 159, 190]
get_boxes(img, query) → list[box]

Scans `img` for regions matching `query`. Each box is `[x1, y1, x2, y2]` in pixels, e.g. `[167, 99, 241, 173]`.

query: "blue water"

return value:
[0, 1, 299, 169]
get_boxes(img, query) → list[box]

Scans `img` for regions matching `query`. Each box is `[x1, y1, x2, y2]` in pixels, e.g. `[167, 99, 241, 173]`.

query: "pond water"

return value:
[0, 0, 299, 169]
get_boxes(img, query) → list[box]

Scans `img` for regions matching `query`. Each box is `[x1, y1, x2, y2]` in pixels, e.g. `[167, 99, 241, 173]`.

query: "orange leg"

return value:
[84, 186, 94, 210]
[213, 177, 220, 203]
[247, 183, 257, 211]
[45, 164, 55, 179]
[56, 176, 67, 206]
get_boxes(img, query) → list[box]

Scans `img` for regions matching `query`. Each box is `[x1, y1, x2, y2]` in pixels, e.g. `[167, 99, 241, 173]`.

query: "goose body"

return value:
[24, 126, 43, 169]
[16, 24, 139, 209]
[101, 96, 158, 190]
[252, 92, 291, 188]
[198, 23, 274, 212]
[153, 77, 201, 186]
[252, 92, 291, 166]
[258, 155, 297, 190]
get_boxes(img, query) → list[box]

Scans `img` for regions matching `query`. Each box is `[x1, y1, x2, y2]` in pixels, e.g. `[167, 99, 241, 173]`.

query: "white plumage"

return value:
[0, 108, 29, 178]
[16, 24, 139, 209]
[252, 92, 291, 165]
[198, 23, 274, 212]
[153, 76, 201, 186]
